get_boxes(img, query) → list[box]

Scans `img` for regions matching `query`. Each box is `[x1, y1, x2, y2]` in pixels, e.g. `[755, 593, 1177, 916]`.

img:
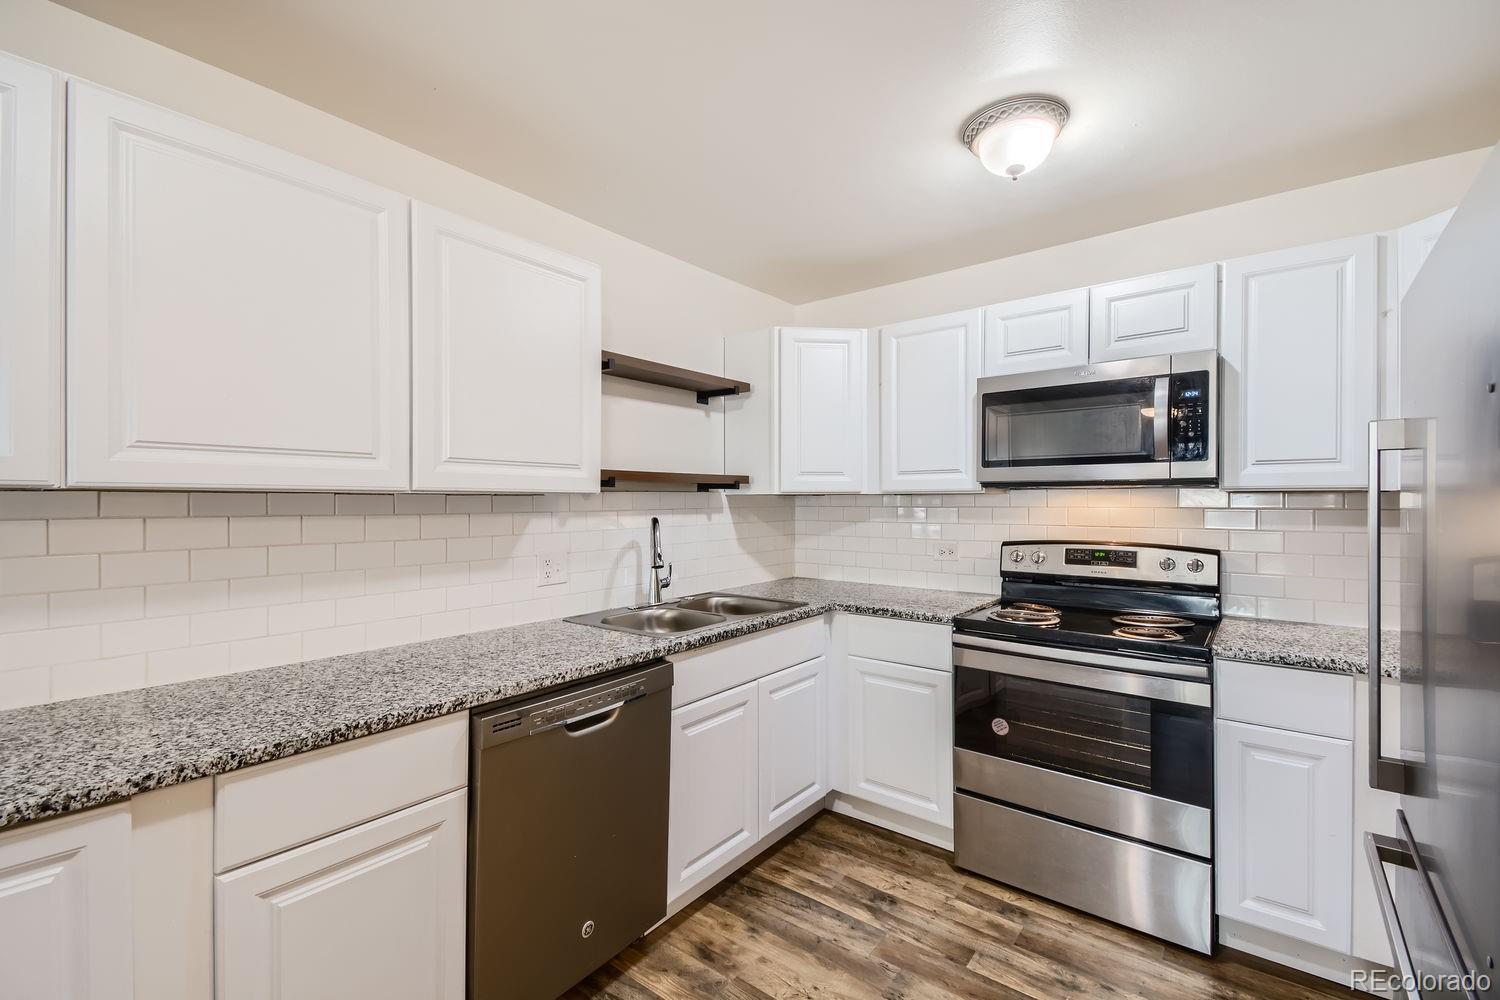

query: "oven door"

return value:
[977, 362, 1170, 485]
[953, 635, 1213, 858]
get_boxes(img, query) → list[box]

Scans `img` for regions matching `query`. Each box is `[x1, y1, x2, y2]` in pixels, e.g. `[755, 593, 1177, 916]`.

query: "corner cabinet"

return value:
[980, 287, 1088, 377]
[66, 82, 411, 491]
[1221, 235, 1378, 489]
[411, 202, 600, 493]
[1088, 264, 1218, 363]
[878, 310, 981, 492]
[0, 52, 62, 486]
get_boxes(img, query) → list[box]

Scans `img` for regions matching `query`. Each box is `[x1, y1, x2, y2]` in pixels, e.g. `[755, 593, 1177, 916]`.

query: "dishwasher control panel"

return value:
[473, 660, 673, 750]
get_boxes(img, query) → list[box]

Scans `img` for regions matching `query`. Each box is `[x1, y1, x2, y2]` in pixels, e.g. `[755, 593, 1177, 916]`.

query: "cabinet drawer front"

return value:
[671, 617, 825, 708]
[215, 789, 466, 1000]
[214, 714, 467, 873]
[846, 614, 952, 671]
[1215, 658, 1353, 739]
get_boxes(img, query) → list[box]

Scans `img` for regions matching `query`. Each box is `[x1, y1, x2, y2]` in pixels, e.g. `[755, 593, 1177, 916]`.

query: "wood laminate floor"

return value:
[565, 812, 1357, 1000]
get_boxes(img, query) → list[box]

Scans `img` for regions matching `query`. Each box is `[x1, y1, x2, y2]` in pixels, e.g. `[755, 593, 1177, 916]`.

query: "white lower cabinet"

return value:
[215, 788, 467, 1000]
[1215, 719, 1353, 952]
[757, 656, 830, 833]
[844, 654, 953, 829]
[667, 680, 761, 904]
[0, 806, 133, 1000]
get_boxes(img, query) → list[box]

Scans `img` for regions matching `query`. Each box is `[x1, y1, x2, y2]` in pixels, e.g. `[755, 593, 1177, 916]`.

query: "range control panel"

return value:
[1003, 542, 1218, 587]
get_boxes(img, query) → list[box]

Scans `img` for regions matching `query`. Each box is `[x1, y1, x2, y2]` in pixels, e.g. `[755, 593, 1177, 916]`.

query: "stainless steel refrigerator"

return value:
[1366, 142, 1500, 998]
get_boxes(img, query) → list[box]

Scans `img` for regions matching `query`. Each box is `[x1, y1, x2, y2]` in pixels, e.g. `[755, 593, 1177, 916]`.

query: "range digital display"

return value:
[1065, 547, 1137, 567]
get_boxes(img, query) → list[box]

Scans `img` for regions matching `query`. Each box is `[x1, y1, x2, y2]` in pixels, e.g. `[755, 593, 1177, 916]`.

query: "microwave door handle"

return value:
[1366, 418, 1432, 793]
[1153, 376, 1170, 459]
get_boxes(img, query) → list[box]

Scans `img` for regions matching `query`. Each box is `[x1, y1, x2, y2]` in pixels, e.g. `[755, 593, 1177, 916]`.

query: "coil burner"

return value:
[988, 603, 1061, 628]
[1113, 625, 1186, 642]
[1112, 613, 1192, 629]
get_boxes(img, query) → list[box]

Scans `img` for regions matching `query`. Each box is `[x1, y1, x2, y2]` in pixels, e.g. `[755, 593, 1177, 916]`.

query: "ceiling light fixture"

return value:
[962, 96, 1069, 180]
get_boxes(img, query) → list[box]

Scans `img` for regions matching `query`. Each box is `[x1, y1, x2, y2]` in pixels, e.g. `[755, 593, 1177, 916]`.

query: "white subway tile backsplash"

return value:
[0, 521, 47, 557]
[394, 494, 447, 515]
[0, 491, 98, 520]
[146, 644, 229, 686]
[100, 551, 185, 588]
[49, 587, 144, 627]
[146, 580, 228, 618]
[100, 492, 189, 518]
[1229, 492, 1284, 508]
[229, 516, 302, 547]
[0, 624, 101, 669]
[190, 547, 268, 581]
[1203, 510, 1257, 530]
[102, 615, 189, 657]
[267, 494, 336, 516]
[51, 655, 146, 701]
[49, 518, 143, 555]
[189, 493, 267, 517]
[147, 517, 228, 551]
[3, 554, 100, 595]
[302, 516, 365, 544]
[335, 494, 395, 516]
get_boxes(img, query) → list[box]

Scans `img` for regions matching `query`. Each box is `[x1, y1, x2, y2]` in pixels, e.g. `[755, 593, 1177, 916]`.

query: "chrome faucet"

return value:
[648, 516, 673, 605]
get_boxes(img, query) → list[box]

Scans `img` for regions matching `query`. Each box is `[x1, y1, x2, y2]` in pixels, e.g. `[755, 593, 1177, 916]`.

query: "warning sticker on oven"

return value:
[991, 718, 1010, 737]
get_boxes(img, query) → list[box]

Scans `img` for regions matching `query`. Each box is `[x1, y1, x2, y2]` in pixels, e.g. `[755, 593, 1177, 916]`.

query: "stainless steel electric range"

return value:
[951, 540, 1221, 954]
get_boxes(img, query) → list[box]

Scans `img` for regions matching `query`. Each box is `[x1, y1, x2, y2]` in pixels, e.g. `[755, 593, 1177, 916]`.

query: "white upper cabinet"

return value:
[878, 309, 981, 492]
[66, 82, 411, 491]
[0, 52, 62, 486]
[778, 327, 871, 493]
[1221, 235, 1378, 489]
[980, 287, 1088, 377]
[0, 806, 133, 1000]
[411, 202, 600, 493]
[1088, 264, 1219, 363]
[1397, 208, 1455, 301]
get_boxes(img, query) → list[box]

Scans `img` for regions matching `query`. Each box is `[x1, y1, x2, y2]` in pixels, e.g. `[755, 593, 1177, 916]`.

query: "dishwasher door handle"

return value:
[560, 701, 625, 737]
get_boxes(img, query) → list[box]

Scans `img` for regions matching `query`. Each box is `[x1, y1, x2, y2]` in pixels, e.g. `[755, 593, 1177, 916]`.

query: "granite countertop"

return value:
[1212, 617, 1402, 677]
[0, 578, 996, 831]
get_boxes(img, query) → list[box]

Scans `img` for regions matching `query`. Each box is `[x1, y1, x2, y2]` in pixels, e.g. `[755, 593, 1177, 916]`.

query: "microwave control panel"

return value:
[1168, 371, 1210, 461]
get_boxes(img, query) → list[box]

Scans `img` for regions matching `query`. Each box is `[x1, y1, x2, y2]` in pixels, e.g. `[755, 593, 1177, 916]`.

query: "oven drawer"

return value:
[955, 792, 1213, 954]
[954, 748, 1210, 858]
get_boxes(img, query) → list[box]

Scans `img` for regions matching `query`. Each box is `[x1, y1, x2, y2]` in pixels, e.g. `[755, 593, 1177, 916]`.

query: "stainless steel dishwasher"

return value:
[468, 660, 672, 1000]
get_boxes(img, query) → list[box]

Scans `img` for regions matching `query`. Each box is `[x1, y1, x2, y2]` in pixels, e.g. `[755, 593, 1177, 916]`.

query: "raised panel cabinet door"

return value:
[215, 789, 465, 1000]
[1088, 263, 1219, 363]
[757, 656, 829, 835]
[0, 805, 132, 1000]
[667, 681, 759, 902]
[1221, 235, 1378, 489]
[1215, 720, 1353, 952]
[846, 655, 953, 827]
[411, 202, 600, 492]
[0, 52, 62, 486]
[878, 310, 981, 492]
[67, 82, 411, 490]
[778, 328, 869, 493]
[980, 287, 1088, 377]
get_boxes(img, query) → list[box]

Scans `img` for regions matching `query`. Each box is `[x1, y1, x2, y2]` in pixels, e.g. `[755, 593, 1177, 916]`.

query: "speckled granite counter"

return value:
[0, 578, 996, 831]
[1212, 617, 1402, 677]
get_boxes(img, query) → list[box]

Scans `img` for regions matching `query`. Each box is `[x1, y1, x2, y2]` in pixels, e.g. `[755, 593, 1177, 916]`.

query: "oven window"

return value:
[982, 376, 1160, 467]
[954, 667, 1212, 808]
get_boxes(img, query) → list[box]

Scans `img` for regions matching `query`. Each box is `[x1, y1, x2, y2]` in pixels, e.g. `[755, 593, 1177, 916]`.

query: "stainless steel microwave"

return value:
[976, 350, 1217, 486]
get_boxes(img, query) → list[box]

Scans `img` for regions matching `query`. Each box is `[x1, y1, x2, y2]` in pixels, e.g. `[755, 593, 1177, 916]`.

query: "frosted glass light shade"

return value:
[970, 115, 1060, 179]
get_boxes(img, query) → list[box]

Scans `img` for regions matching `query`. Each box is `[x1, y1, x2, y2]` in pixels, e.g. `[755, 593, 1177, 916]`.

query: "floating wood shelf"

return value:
[601, 351, 750, 404]
[600, 470, 751, 492]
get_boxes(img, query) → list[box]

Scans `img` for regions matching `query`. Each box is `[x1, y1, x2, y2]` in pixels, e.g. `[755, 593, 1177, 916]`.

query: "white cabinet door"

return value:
[1221, 235, 1378, 489]
[667, 681, 759, 902]
[1088, 264, 1218, 363]
[0, 806, 132, 1000]
[757, 656, 828, 835]
[1215, 720, 1353, 952]
[67, 82, 411, 490]
[845, 655, 953, 828]
[778, 327, 869, 493]
[411, 203, 600, 493]
[1397, 208, 1454, 301]
[0, 52, 61, 486]
[980, 287, 1088, 377]
[878, 310, 981, 492]
[216, 789, 465, 1000]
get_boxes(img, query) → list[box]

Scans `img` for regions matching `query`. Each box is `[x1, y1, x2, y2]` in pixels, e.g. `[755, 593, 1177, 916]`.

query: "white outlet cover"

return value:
[539, 555, 568, 587]
[936, 544, 958, 560]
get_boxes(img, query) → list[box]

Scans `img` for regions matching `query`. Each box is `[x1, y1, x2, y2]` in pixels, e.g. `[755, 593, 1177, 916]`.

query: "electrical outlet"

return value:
[538, 555, 568, 587]
[936, 544, 958, 560]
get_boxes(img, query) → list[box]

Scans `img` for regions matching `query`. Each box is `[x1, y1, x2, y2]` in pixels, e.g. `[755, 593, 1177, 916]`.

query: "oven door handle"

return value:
[1153, 375, 1171, 460]
[953, 644, 1211, 707]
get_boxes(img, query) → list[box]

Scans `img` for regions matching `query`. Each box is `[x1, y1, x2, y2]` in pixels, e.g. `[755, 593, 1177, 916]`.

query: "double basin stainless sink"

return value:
[565, 592, 805, 636]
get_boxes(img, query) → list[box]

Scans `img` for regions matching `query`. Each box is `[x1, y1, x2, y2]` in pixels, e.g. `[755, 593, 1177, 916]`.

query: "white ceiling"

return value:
[57, 0, 1500, 303]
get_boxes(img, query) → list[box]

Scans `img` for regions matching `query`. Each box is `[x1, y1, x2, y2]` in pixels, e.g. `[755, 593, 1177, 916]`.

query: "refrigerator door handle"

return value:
[1366, 418, 1432, 793]
[1366, 830, 1421, 992]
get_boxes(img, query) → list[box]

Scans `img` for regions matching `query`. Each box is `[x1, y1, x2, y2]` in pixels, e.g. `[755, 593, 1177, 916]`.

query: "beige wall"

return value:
[793, 149, 1489, 328]
[0, 0, 795, 475]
